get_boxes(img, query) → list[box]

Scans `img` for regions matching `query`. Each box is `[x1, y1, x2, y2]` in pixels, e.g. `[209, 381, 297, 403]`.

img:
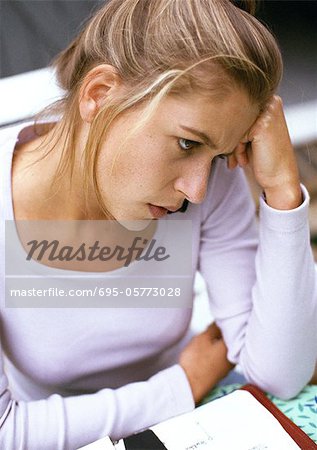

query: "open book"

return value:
[78, 385, 317, 450]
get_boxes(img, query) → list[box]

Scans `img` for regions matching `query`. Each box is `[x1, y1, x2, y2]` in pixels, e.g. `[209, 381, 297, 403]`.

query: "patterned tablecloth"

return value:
[201, 384, 317, 443]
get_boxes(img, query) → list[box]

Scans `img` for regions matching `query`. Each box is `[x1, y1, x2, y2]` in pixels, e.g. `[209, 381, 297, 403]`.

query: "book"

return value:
[78, 385, 317, 450]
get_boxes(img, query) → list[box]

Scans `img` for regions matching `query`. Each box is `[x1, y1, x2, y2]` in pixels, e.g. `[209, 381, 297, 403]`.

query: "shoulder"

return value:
[0, 122, 34, 152]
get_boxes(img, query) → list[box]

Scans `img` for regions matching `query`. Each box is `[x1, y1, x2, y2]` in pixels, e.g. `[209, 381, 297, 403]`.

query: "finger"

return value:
[227, 153, 238, 170]
[235, 142, 248, 167]
[205, 322, 222, 339]
[245, 141, 253, 165]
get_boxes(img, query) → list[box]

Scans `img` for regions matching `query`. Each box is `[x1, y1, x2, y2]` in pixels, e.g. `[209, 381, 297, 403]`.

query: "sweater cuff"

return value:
[151, 364, 195, 418]
[259, 184, 310, 232]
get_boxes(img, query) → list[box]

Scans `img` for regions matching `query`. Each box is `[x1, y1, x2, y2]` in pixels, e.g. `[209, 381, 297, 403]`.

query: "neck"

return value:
[12, 121, 104, 221]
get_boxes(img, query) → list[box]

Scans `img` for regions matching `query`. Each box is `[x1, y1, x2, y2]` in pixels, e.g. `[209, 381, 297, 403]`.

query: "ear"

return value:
[78, 64, 122, 123]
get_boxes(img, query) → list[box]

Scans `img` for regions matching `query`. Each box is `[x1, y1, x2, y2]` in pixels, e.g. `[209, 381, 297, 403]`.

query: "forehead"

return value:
[154, 88, 259, 149]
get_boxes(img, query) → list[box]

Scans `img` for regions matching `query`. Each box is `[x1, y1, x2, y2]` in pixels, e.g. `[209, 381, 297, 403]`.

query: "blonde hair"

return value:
[37, 0, 283, 218]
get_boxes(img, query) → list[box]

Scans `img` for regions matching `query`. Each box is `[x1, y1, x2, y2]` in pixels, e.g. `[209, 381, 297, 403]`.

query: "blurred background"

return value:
[1, 1, 316, 103]
[0, 0, 316, 254]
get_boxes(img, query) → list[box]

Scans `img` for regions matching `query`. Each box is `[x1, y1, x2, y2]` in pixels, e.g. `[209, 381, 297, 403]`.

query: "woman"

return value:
[0, 0, 316, 448]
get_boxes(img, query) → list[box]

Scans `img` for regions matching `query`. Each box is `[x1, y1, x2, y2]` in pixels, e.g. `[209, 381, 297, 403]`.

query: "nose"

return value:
[174, 159, 211, 204]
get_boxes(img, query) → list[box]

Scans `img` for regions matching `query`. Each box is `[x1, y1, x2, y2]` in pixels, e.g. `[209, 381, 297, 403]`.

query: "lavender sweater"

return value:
[0, 123, 316, 449]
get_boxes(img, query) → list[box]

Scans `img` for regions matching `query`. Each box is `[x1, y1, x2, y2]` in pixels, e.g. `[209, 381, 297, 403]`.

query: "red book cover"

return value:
[241, 384, 317, 450]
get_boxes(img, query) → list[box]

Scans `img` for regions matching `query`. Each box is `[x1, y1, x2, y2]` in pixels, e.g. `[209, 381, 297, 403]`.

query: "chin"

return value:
[115, 214, 152, 231]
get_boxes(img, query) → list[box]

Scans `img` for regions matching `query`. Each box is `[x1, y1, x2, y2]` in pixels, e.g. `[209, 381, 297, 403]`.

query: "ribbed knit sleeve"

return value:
[199, 161, 317, 400]
[0, 358, 194, 449]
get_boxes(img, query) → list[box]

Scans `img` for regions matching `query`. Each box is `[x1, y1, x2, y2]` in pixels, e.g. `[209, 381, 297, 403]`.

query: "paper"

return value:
[151, 390, 300, 450]
[113, 441, 126, 450]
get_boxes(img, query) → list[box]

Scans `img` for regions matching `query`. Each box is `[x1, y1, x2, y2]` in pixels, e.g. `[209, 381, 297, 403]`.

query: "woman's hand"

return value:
[228, 95, 302, 210]
[309, 362, 317, 385]
[179, 323, 234, 404]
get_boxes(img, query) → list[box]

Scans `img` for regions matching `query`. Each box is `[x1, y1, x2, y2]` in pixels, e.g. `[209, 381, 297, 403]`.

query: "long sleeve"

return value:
[198, 160, 317, 400]
[0, 123, 197, 449]
[0, 350, 194, 449]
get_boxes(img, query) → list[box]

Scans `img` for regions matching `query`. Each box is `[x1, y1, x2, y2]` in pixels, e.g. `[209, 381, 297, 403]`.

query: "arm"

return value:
[199, 164, 317, 399]
[0, 344, 194, 449]
[198, 97, 317, 399]
[0, 324, 236, 447]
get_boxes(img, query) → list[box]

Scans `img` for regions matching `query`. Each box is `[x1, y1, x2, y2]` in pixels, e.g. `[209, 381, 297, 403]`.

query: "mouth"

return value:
[148, 201, 188, 218]
[148, 204, 169, 218]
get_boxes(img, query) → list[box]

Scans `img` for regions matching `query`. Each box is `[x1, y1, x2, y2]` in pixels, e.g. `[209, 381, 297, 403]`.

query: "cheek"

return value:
[104, 152, 168, 196]
[98, 130, 175, 194]
[116, 139, 172, 180]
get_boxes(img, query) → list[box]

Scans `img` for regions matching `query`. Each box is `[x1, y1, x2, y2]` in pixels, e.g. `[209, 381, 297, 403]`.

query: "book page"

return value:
[150, 390, 300, 450]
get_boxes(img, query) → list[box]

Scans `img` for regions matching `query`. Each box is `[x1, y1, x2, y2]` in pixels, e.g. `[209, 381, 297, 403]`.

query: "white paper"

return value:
[113, 440, 126, 450]
[151, 390, 300, 450]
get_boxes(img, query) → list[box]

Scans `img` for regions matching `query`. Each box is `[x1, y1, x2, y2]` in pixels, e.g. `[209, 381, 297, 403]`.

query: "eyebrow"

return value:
[179, 125, 218, 149]
[179, 125, 236, 156]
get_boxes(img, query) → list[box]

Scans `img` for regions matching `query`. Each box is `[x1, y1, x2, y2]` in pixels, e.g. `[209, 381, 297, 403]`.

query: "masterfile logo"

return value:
[4, 219, 192, 308]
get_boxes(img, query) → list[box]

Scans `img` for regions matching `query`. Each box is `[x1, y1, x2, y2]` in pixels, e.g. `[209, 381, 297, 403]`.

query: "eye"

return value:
[178, 138, 201, 152]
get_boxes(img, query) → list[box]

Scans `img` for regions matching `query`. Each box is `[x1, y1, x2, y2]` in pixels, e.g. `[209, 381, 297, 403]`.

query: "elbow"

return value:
[265, 383, 303, 401]
[241, 360, 315, 401]
[268, 364, 317, 400]
[241, 375, 301, 400]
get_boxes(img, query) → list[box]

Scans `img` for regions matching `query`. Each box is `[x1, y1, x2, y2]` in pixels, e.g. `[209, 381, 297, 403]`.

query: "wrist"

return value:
[263, 182, 302, 210]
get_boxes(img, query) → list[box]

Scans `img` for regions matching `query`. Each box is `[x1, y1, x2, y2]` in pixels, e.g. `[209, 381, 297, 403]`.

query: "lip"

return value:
[148, 204, 168, 218]
[163, 205, 182, 212]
